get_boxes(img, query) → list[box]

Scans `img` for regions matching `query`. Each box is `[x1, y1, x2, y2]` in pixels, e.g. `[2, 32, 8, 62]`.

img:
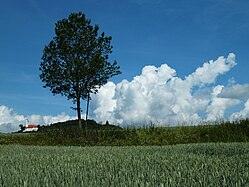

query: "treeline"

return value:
[1, 119, 249, 146]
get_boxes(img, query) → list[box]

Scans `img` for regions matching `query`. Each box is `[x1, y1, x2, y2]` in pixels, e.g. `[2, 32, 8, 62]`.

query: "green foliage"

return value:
[39, 12, 121, 127]
[0, 143, 249, 186]
[40, 12, 121, 101]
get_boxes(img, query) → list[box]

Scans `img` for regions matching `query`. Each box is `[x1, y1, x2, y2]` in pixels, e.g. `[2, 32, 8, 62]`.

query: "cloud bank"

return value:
[91, 53, 249, 126]
[0, 105, 76, 133]
[1, 53, 249, 132]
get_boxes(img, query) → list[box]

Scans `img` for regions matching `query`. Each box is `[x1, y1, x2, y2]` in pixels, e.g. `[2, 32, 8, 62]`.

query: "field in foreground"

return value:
[0, 143, 248, 186]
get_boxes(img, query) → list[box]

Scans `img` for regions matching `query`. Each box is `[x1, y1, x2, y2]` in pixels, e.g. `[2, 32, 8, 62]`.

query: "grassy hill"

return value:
[0, 119, 249, 146]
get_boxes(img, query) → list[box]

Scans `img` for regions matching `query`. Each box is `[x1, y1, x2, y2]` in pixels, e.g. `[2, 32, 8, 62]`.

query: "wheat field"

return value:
[0, 143, 248, 186]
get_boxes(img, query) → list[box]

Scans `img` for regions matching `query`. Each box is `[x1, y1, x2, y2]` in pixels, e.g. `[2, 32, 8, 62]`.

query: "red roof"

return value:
[26, 124, 38, 128]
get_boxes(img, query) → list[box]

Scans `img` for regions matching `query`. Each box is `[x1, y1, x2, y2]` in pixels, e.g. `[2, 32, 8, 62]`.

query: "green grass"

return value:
[1, 119, 249, 146]
[0, 143, 248, 186]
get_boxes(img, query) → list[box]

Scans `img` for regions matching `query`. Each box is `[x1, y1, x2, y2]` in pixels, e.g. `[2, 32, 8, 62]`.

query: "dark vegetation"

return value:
[39, 12, 121, 128]
[0, 119, 249, 146]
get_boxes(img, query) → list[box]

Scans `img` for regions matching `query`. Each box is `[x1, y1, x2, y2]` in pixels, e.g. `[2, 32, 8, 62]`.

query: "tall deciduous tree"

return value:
[39, 12, 121, 128]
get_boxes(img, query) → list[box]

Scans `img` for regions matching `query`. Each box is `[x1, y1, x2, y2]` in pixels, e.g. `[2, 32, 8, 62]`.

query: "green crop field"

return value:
[1, 143, 248, 186]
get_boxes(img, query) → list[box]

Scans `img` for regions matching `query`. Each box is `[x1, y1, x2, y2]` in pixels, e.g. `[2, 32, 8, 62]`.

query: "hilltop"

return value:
[38, 119, 121, 131]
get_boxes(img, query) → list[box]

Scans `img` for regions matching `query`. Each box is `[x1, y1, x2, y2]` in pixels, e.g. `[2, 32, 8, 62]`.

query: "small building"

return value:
[23, 124, 39, 132]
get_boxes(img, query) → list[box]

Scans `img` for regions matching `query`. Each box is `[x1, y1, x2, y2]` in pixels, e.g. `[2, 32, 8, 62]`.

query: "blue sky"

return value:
[1, 0, 249, 131]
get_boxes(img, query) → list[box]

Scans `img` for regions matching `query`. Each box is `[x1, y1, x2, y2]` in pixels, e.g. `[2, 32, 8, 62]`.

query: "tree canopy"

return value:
[39, 12, 121, 128]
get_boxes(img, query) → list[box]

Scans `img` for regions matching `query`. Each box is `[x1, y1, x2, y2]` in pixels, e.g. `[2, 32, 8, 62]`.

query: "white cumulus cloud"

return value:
[231, 99, 249, 120]
[0, 105, 76, 133]
[206, 85, 240, 121]
[186, 53, 236, 87]
[91, 53, 247, 126]
[2, 53, 247, 131]
[218, 83, 249, 100]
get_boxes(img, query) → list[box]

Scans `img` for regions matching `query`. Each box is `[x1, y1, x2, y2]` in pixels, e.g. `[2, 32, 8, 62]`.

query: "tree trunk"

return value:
[76, 96, 82, 128]
[85, 92, 90, 132]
